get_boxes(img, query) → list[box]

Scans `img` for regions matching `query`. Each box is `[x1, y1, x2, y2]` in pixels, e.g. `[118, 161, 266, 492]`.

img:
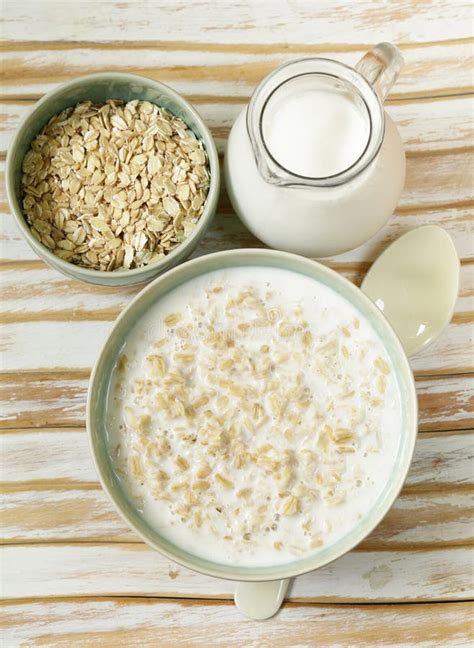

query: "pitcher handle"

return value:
[234, 579, 290, 620]
[355, 42, 404, 102]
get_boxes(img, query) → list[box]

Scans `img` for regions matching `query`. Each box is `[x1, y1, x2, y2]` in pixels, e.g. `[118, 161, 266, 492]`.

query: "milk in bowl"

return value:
[106, 266, 402, 567]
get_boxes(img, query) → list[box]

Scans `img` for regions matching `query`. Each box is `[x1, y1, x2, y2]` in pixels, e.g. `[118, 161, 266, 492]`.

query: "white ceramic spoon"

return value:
[234, 225, 459, 620]
[361, 225, 460, 357]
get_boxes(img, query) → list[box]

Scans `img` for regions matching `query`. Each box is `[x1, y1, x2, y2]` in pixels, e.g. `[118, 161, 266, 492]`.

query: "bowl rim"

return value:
[87, 248, 418, 582]
[5, 71, 220, 284]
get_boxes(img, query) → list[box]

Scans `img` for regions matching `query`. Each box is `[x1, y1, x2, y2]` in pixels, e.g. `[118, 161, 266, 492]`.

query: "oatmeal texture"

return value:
[108, 268, 401, 566]
[21, 100, 210, 271]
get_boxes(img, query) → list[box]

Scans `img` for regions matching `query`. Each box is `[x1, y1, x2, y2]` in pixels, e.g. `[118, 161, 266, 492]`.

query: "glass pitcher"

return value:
[224, 43, 405, 257]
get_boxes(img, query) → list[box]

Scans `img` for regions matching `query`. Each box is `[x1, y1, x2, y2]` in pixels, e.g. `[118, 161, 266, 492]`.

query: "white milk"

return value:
[262, 78, 370, 177]
[107, 267, 402, 567]
[224, 79, 406, 257]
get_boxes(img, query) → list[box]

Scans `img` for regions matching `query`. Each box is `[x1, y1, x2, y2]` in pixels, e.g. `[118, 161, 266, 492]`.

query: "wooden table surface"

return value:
[1, 1, 473, 646]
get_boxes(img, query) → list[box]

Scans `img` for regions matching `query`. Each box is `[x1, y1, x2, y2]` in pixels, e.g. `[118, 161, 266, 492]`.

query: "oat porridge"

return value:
[107, 267, 401, 567]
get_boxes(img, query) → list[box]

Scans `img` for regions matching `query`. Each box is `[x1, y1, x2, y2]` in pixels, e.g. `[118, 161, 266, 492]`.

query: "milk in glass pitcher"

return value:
[224, 43, 405, 257]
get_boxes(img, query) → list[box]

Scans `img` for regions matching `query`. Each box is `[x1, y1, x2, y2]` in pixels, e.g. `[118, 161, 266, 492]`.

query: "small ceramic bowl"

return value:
[87, 248, 418, 617]
[6, 72, 220, 286]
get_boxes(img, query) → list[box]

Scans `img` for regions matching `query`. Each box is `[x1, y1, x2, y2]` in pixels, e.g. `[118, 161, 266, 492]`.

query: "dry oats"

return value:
[21, 100, 210, 271]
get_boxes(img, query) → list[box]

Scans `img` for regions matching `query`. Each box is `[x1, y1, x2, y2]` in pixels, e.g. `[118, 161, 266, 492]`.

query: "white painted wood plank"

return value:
[2, 40, 473, 103]
[400, 150, 473, 210]
[0, 488, 135, 542]
[1, 83, 473, 155]
[409, 320, 473, 375]
[408, 431, 474, 488]
[2, 599, 472, 648]
[2, 199, 472, 265]
[1, 254, 471, 322]
[2, 486, 472, 547]
[0, 258, 471, 373]
[1, 299, 470, 373]
[1, 543, 472, 601]
[1, 430, 472, 545]
[2, 430, 472, 489]
[0, 371, 90, 427]
[2, 369, 472, 431]
[364, 491, 473, 548]
[0, 430, 94, 484]
[0, 265, 137, 318]
[0, 320, 110, 371]
[414, 374, 474, 431]
[2, 0, 471, 44]
[389, 95, 474, 152]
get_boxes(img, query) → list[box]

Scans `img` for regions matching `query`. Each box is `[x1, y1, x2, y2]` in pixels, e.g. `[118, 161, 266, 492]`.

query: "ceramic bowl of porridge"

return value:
[87, 248, 417, 617]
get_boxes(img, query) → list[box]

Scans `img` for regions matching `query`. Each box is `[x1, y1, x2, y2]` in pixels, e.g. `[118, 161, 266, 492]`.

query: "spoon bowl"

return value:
[361, 225, 460, 357]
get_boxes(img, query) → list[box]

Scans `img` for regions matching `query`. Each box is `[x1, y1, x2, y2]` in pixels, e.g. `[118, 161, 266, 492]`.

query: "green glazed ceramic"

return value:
[87, 248, 418, 586]
[6, 72, 220, 286]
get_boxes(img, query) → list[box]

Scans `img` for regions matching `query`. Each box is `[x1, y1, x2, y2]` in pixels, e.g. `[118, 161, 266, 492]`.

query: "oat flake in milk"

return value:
[107, 267, 401, 567]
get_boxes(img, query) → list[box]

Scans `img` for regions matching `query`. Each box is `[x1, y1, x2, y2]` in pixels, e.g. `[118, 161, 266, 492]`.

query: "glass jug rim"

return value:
[246, 57, 385, 188]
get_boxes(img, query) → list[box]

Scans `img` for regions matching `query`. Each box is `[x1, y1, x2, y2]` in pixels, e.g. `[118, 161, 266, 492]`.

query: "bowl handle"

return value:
[234, 578, 290, 619]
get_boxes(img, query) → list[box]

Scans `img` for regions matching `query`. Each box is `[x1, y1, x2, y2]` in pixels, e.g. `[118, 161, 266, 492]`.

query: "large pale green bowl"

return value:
[6, 72, 220, 286]
[87, 248, 418, 583]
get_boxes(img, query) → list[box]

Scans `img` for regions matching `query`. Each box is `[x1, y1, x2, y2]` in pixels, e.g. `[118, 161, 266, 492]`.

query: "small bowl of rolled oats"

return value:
[6, 72, 219, 286]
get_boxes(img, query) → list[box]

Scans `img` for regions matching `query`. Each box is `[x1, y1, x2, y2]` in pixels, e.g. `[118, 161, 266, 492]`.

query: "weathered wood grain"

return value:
[407, 430, 474, 489]
[1, 43, 471, 109]
[1, 0, 473, 640]
[1, 371, 473, 431]
[2, 0, 472, 48]
[2, 599, 472, 648]
[0, 371, 90, 428]
[2, 92, 472, 154]
[2, 198, 472, 267]
[1, 429, 472, 546]
[2, 486, 472, 550]
[361, 490, 473, 549]
[2, 430, 472, 489]
[2, 543, 472, 601]
[2, 135, 473, 214]
[0, 261, 471, 373]
[408, 317, 473, 376]
[1, 301, 471, 374]
[414, 374, 474, 431]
